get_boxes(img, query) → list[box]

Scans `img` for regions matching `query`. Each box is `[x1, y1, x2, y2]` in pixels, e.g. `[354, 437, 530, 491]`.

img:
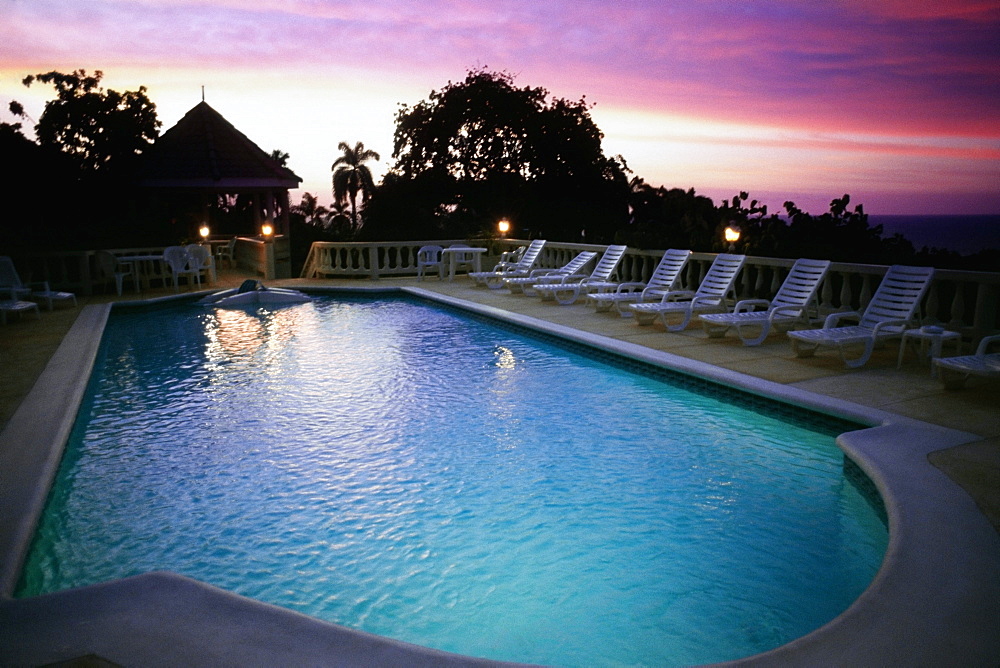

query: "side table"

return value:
[897, 326, 962, 376]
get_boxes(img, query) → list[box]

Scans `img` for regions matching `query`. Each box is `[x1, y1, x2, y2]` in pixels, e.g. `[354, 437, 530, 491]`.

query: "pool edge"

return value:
[1, 289, 997, 666]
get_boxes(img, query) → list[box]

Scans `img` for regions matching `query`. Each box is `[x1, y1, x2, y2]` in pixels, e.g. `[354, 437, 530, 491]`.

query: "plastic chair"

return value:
[216, 238, 237, 269]
[416, 245, 444, 281]
[186, 244, 214, 286]
[163, 246, 200, 291]
[97, 251, 135, 296]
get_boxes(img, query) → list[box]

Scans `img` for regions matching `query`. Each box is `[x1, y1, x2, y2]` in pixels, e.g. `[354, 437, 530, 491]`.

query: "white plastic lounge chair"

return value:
[589, 249, 691, 316]
[503, 252, 597, 294]
[0, 255, 76, 310]
[530, 245, 628, 304]
[934, 334, 1000, 389]
[469, 239, 546, 288]
[1, 288, 41, 324]
[416, 245, 444, 280]
[163, 246, 200, 291]
[628, 254, 746, 331]
[787, 264, 935, 368]
[699, 258, 831, 346]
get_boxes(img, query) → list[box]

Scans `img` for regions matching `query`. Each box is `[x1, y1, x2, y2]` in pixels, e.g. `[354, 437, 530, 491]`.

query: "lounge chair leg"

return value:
[791, 338, 818, 358]
[938, 367, 969, 390]
[702, 321, 728, 338]
[842, 340, 876, 369]
[738, 324, 770, 347]
[665, 312, 692, 332]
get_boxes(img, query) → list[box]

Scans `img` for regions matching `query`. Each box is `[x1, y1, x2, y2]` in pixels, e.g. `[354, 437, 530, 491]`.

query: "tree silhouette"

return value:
[332, 141, 380, 232]
[15, 69, 159, 176]
[372, 68, 628, 241]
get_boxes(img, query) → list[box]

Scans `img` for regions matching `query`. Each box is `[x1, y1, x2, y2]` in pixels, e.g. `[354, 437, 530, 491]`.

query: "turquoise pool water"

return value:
[17, 296, 888, 666]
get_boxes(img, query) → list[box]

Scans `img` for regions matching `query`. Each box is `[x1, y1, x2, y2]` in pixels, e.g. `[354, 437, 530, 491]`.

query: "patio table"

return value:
[116, 254, 165, 293]
[441, 247, 487, 281]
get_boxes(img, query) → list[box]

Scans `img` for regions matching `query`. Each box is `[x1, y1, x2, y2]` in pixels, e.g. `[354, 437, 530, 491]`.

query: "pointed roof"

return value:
[138, 101, 301, 189]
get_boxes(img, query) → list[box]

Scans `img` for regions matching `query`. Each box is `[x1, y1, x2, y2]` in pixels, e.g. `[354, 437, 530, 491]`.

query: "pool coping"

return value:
[1, 287, 998, 666]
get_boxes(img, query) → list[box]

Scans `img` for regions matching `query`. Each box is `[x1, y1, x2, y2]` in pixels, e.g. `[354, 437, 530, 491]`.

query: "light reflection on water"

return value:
[17, 297, 887, 667]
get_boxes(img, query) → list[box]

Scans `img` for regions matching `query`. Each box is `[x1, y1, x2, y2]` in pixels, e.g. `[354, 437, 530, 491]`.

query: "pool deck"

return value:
[1, 269, 998, 666]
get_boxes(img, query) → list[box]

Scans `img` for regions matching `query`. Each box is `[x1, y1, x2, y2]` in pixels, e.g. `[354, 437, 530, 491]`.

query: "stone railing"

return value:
[302, 239, 1000, 341]
[7, 236, 289, 295]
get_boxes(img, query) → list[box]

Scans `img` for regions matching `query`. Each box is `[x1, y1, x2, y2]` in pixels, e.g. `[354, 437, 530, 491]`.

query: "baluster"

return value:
[769, 267, 782, 299]
[858, 274, 874, 311]
[821, 272, 837, 311]
[948, 280, 966, 330]
[924, 282, 941, 325]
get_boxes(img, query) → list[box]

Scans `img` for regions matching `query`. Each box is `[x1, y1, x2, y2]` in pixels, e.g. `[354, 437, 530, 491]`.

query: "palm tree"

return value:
[291, 192, 330, 228]
[331, 141, 380, 232]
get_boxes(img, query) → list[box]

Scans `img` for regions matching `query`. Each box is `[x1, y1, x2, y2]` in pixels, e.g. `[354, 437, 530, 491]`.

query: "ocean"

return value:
[868, 215, 1000, 255]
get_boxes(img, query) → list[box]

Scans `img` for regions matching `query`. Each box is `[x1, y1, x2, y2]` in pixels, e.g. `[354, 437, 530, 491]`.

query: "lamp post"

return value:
[199, 224, 210, 243]
[497, 219, 510, 237]
[261, 222, 274, 241]
[724, 225, 741, 252]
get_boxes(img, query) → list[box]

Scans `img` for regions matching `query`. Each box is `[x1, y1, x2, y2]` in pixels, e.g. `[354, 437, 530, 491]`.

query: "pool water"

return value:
[17, 296, 888, 666]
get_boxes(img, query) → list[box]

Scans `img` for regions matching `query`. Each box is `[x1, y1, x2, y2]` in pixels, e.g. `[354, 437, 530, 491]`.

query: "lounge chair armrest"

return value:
[870, 318, 911, 336]
[823, 311, 860, 328]
[691, 295, 724, 309]
[733, 298, 770, 313]
[975, 334, 1000, 355]
[769, 305, 804, 321]
[661, 289, 695, 303]
[615, 282, 647, 293]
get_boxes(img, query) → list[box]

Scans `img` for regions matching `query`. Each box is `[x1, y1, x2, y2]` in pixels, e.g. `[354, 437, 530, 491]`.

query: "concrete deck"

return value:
[1, 269, 998, 665]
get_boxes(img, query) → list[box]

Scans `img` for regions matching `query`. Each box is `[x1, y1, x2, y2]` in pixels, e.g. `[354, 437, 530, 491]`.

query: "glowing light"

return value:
[199, 224, 210, 240]
[498, 219, 510, 236]
[724, 226, 741, 244]
[261, 222, 274, 238]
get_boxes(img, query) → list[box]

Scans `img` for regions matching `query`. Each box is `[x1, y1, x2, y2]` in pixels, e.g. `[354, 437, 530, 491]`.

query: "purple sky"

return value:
[2, 0, 998, 214]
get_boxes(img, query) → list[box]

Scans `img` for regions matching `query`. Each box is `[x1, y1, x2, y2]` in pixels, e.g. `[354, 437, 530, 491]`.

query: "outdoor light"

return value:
[498, 219, 510, 236]
[199, 224, 210, 241]
[261, 222, 274, 238]
[724, 226, 741, 251]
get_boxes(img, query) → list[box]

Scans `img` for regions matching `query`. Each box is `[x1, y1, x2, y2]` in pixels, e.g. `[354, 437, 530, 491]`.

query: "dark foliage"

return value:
[364, 68, 630, 242]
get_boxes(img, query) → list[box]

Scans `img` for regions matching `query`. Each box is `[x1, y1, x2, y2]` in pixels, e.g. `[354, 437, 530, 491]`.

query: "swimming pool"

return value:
[16, 295, 888, 666]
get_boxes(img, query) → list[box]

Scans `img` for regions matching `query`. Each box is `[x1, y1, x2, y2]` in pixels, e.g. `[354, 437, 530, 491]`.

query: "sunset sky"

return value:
[2, 0, 998, 215]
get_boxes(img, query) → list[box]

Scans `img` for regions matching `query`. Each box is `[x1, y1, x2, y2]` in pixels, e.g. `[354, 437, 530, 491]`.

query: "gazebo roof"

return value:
[138, 101, 301, 190]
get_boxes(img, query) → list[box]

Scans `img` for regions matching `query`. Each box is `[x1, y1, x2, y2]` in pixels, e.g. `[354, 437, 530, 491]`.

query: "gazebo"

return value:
[138, 100, 301, 240]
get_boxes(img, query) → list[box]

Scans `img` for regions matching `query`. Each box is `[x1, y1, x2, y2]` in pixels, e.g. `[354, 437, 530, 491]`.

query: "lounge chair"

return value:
[589, 249, 691, 316]
[934, 334, 1000, 389]
[529, 245, 628, 304]
[1, 288, 41, 324]
[699, 258, 831, 346]
[0, 255, 77, 310]
[469, 239, 546, 288]
[416, 245, 444, 280]
[503, 252, 597, 294]
[787, 264, 934, 368]
[628, 254, 746, 331]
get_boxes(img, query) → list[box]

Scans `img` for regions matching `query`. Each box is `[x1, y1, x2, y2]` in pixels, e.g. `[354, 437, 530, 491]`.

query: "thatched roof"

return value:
[138, 101, 301, 190]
